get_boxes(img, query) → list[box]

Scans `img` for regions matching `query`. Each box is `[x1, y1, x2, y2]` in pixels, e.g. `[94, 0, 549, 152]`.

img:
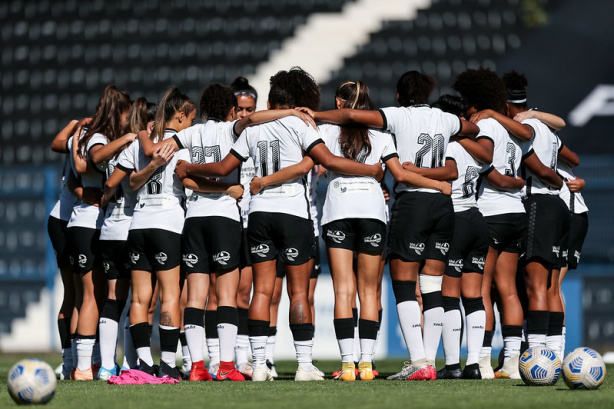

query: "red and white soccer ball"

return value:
[7, 359, 57, 404]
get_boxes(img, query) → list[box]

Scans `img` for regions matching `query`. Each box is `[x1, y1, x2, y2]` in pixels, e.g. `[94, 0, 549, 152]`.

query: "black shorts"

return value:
[127, 229, 181, 271]
[522, 195, 570, 266]
[100, 240, 131, 280]
[445, 208, 489, 278]
[67, 226, 101, 274]
[388, 192, 455, 262]
[247, 212, 315, 266]
[241, 228, 252, 268]
[484, 213, 526, 254]
[564, 212, 588, 270]
[182, 216, 242, 274]
[275, 236, 321, 279]
[47, 216, 71, 269]
[323, 218, 386, 253]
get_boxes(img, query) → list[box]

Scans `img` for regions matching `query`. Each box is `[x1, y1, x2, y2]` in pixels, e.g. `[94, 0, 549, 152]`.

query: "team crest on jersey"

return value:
[449, 259, 463, 273]
[471, 256, 486, 270]
[326, 230, 346, 244]
[155, 252, 168, 265]
[552, 246, 560, 257]
[435, 242, 450, 255]
[78, 254, 88, 268]
[213, 251, 231, 265]
[251, 244, 270, 258]
[102, 262, 110, 272]
[183, 253, 198, 268]
[364, 234, 382, 247]
[409, 242, 425, 255]
[285, 248, 299, 261]
[129, 251, 140, 264]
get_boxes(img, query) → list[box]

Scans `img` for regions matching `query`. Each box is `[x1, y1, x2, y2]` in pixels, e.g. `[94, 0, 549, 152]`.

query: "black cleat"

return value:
[138, 361, 158, 376]
[158, 362, 182, 380]
[436, 365, 463, 379]
[462, 363, 482, 379]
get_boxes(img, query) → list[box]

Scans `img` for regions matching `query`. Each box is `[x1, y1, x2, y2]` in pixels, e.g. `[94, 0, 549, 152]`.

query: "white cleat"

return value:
[494, 353, 521, 379]
[266, 360, 278, 378]
[252, 366, 274, 382]
[295, 366, 325, 381]
[479, 354, 495, 379]
[386, 362, 414, 380]
[313, 365, 325, 378]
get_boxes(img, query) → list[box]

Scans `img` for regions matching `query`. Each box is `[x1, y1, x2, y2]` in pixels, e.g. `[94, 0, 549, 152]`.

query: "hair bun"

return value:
[231, 76, 250, 88]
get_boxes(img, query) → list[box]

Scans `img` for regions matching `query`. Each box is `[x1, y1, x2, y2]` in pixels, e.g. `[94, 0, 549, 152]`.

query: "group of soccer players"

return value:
[47, 65, 588, 382]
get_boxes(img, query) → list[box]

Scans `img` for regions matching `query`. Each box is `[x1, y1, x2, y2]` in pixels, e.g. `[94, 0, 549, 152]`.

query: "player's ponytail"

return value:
[127, 97, 157, 133]
[335, 81, 373, 161]
[503, 70, 529, 109]
[151, 86, 194, 142]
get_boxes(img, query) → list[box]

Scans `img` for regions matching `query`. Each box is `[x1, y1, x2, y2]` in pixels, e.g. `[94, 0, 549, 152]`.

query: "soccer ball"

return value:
[518, 346, 561, 386]
[7, 359, 57, 404]
[562, 347, 607, 390]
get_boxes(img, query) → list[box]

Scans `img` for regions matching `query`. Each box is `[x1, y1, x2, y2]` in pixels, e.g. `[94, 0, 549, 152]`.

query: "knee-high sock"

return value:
[392, 281, 426, 363]
[420, 275, 444, 364]
[359, 318, 378, 364]
[526, 310, 549, 348]
[235, 308, 250, 366]
[217, 306, 239, 363]
[184, 307, 205, 363]
[123, 315, 138, 369]
[463, 297, 486, 366]
[442, 296, 461, 366]
[249, 320, 270, 369]
[99, 299, 120, 369]
[334, 318, 355, 363]
[76, 334, 96, 371]
[159, 325, 180, 367]
[130, 322, 153, 366]
[291, 323, 314, 371]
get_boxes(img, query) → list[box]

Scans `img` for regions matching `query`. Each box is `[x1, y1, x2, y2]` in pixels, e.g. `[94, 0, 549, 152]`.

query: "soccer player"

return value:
[68, 86, 132, 380]
[121, 87, 195, 380]
[174, 67, 384, 381]
[303, 71, 478, 380]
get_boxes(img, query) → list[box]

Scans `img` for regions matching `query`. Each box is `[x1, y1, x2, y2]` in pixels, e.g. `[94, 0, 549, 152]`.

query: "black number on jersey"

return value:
[106, 163, 123, 201]
[355, 146, 369, 164]
[257, 140, 281, 177]
[505, 142, 517, 177]
[462, 166, 480, 198]
[147, 166, 163, 194]
[550, 142, 558, 169]
[415, 133, 444, 168]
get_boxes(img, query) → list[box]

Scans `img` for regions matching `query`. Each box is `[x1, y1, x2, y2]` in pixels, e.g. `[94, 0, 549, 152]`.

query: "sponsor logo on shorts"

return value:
[102, 262, 110, 272]
[449, 259, 463, 273]
[364, 233, 382, 247]
[78, 254, 87, 268]
[327, 229, 346, 243]
[183, 253, 198, 268]
[574, 250, 581, 263]
[435, 242, 450, 255]
[285, 248, 299, 261]
[562, 249, 569, 259]
[552, 246, 560, 257]
[155, 252, 168, 265]
[129, 251, 140, 264]
[492, 237, 500, 246]
[251, 244, 270, 258]
[213, 251, 231, 265]
[471, 256, 485, 270]
[409, 242, 425, 255]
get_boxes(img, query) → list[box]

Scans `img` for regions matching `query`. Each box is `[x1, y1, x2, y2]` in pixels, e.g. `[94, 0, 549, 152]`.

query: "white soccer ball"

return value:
[518, 346, 561, 386]
[7, 359, 57, 404]
[562, 347, 607, 390]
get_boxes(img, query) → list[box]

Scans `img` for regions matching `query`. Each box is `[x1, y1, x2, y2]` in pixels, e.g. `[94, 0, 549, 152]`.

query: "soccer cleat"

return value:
[237, 362, 253, 380]
[137, 361, 158, 376]
[462, 363, 482, 379]
[158, 362, 182, 380]
[436, 365, 463, 380]
[313, 365, 325, 378]
[386, 362, 413, 380]
[189, 361, 213, 381]
[97, 364, 119, 381]
[494, 353, 521, 379]
[387, 362, 433, 381]
[217, 365, 246, 381]
[334, 362, 356, 381]
[479, 354, 495, 379]
[58, 364, 71, 380]
[358, 362, 374, 381]
[372, 362, 379, 377]
[252, 366, 274, 382]
[72, 366, 95, 381]
[266, 359, 278, 378]
[295, 366, 325, 381]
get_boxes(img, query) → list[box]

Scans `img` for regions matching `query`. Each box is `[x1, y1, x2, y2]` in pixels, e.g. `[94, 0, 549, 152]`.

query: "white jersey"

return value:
[100, 152, 137, 241]
[50, 138, 78, 222]
[380, 105, 461, 194]
[557, 161, 588, 214]
[519, 117, 561, 196]
[239, 157, 256, 228]
[118, 130, 188, 234]
[319, 124, 396, 225]
[67, 131, 105, 229]
[230, 116, 323, 219]
[476, 118, 527, 217]
[174, 121, 241, 221]
[446, 141, 490, 213]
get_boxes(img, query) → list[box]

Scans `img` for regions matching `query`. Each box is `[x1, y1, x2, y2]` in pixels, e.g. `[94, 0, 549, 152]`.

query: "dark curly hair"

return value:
[452, 68, 507, 114]
[199, 83, 238, 122]
[396, 70, 437, 106]
[431, 94, 468, 118]
[268, 66, 321, 110]
[502, 70, 529, 109]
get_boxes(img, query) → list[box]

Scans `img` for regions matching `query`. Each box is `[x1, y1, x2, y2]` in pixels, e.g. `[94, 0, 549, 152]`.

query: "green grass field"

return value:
[1, 354, 612, 409]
